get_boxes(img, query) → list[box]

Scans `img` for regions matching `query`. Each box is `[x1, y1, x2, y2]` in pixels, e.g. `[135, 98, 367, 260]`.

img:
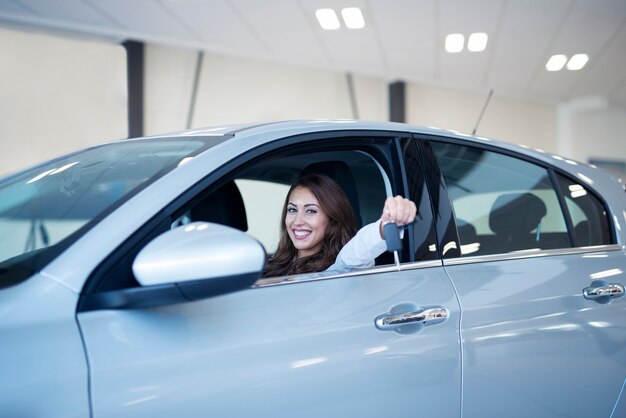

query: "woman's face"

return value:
[285, 186, 330, 258]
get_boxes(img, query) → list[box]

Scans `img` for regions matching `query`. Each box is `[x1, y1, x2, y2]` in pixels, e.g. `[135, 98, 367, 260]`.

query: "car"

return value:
[1, 120, 625, 418]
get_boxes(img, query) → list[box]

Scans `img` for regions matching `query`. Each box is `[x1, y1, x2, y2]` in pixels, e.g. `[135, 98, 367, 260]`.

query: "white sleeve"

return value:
[326, 219, 388, 273]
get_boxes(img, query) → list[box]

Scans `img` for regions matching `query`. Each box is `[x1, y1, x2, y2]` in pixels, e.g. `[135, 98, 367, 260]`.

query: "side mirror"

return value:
[134, 222, 265, 287]
[82, 222, 266, 310]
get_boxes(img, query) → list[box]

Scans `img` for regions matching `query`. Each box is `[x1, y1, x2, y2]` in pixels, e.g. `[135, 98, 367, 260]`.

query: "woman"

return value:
[263, 173, 416, 277]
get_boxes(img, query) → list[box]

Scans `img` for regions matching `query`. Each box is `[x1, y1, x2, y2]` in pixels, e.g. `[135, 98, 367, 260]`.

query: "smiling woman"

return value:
[263, 173, 416, 277]
[263, 174, 357, 276]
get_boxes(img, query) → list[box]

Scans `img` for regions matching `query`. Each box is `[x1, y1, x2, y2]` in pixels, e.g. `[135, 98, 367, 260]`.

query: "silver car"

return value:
[1, 120, 625, 417]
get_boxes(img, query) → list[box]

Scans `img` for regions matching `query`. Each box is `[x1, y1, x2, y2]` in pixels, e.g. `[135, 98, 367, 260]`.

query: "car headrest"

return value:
[300, 161, 362, 227]
[190, 180, 248, 232]
[489, 193, 546, 236]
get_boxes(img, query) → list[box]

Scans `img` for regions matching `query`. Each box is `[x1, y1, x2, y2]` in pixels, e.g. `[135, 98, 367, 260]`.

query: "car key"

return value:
[383, 221, 402, 268]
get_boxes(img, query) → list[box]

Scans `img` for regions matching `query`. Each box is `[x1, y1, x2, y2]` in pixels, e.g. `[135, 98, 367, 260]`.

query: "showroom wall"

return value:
[1, 25, 625, 180]
[406, 83, 556, 151]
[144, 44, 387, 135]
[559, 100, 626, 165]
[0, 27, 127, 176]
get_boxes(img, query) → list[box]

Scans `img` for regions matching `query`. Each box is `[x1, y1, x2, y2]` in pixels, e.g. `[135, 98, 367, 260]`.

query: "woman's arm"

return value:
[326, 196, 417, 272]
[326, 220, 387, 272]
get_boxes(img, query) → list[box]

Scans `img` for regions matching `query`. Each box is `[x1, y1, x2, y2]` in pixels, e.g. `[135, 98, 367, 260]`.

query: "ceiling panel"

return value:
[161, 0, 266, 52]
[299, 0, 385, 73]
[93, 0, 194, 42]
[567, 17, 626, 100]
[438, 0, 502, 86]
[231, 0, 328, 64]
[370, 0, 437, 79]
[487, 0, 570, 97]
[0, 0, 625, 106]
[16, 0, 116, 27]
[529, 0, 626, 101]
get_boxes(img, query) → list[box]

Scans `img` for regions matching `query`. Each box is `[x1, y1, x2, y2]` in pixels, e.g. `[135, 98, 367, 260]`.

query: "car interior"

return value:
[172, 149, 393, 265]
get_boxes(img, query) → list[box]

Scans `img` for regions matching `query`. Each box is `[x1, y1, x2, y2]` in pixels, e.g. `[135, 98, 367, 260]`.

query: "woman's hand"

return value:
[379, 196, 417, 239]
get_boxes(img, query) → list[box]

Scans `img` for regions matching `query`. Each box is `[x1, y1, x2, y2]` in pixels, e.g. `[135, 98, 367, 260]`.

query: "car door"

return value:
[427, 139, 626, 418]
[76, 133, 462, 418]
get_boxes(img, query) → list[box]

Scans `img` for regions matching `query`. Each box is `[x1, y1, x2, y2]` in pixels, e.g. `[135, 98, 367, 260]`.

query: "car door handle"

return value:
[583, 280, 625, 304]
[375, 307, 448, 331]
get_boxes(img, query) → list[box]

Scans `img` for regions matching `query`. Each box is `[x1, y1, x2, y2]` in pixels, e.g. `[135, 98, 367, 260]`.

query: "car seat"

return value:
[488, 192, 547, 252]
[189, 180, 248, 231]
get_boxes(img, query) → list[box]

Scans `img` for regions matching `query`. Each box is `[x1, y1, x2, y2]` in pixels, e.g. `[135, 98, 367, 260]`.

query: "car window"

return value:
[0, 137, 219, 287]
[173, 149, 391, 264]
[234, 179, 289, 253]
[431, 141, 572, 256]
[555, 173, 612, 246]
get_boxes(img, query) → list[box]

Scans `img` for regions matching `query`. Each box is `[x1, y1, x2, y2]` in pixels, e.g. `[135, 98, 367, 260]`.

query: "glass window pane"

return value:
[556, 174, 611, 246]
[0, 137, 219, 286]
[431, 142, 571, 256]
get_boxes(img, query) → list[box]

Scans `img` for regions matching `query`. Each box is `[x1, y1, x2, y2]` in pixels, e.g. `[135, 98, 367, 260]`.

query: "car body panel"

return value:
[0, 273, 89, 416]
[78, 266, 462, 418]
[444, 248, 626, 417]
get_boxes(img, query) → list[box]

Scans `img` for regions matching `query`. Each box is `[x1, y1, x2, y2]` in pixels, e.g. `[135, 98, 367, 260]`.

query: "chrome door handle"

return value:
[375, 307, 448, 331]
[583, 280, 625, 304]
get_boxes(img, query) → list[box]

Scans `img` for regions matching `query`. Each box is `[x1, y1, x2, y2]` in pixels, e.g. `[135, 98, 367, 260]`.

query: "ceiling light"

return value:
[567, 54, 589, 71]
[546, 54, 567, 71]
[341, 7, 365, 29]
[467, 33, 488, 52]
[315, 9, 340, 30]
[445, 34, 464, 53]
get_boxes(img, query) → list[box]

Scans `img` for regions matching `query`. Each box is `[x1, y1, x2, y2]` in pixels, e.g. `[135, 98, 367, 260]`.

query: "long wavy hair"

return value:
[263, 173, 358, 277]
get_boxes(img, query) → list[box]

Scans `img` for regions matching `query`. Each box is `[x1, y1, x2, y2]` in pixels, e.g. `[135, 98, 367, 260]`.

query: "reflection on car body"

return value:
[0, 120, 624, 418]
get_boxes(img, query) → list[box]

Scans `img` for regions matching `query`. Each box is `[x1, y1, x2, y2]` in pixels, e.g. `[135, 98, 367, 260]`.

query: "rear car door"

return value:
[76, 132, 462, 418]
[427, 139, 626, 418]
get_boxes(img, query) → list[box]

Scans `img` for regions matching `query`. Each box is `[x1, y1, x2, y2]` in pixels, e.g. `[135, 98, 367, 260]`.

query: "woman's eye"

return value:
[287, 207, 297, 213]
[305, 209, 317, 214]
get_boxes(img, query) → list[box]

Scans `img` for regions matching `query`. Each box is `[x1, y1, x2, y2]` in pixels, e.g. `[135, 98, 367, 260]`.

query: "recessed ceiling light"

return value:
[445, 34, 464, 53]
[341, 7, 365, 29]
[315, 8, 341, 30]
[566, 54, 589, 71]
[546, 54, 567, 71]
[467, 33, 488, 52]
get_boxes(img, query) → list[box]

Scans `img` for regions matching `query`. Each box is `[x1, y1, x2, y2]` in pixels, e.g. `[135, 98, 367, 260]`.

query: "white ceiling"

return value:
[1, 0, 626, 106]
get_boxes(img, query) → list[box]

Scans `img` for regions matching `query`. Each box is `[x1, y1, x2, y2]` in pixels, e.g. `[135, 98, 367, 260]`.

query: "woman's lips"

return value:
[292, 229, 311, 240]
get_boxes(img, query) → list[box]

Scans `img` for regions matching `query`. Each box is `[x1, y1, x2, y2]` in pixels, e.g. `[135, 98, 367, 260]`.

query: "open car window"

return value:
[173, 149, 390, 256]
[172, 149, 392, 273]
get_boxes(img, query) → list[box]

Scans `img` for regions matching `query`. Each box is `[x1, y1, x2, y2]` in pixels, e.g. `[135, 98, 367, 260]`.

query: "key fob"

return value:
[383, 222, 402, 252]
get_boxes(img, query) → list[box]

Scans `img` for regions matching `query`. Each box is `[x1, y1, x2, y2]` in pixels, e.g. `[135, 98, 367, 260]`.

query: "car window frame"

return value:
[420, 135, 617, 260]
[78, 130, 430, 312]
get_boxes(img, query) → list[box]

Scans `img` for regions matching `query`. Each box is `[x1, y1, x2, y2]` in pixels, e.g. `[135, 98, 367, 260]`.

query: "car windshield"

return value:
[0, 136, 227, 287]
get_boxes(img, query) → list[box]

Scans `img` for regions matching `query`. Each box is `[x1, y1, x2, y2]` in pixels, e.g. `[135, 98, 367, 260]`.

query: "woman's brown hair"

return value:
[263, 173, 358, 277]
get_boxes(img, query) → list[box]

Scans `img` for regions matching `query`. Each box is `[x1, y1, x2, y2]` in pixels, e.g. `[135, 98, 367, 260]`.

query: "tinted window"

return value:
[556, 174, 612, 246]
[432, 142, 571, 256]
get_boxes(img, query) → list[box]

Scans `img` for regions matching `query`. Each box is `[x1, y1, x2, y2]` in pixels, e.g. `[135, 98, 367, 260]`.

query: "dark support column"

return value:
[346, 72, 359, 119]
[123, 41, 144, 138]
[187, 51, 204, 129]
[389, 81, 406, 123]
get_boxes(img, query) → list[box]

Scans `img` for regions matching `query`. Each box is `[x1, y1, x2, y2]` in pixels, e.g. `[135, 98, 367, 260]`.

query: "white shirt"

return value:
[326, 219, 388, 273]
